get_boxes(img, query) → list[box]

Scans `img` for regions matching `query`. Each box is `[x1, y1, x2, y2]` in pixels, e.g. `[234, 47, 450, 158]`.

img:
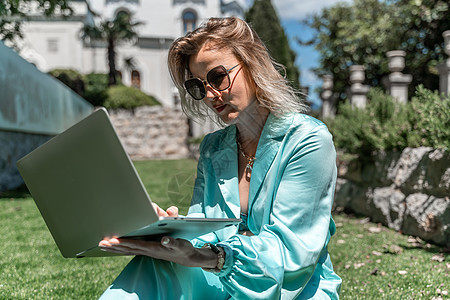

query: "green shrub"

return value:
[406, 86, 450, 149]
[82, 73, 110, 107]
[49, 71, 160, 109]
[104, 85, 160, 109]
[326, 86, 449, 157]
[48, 68, 85, 96]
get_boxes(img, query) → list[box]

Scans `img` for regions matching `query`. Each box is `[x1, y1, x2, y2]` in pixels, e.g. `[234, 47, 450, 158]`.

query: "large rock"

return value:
[402, 193, 450, 247]
[387, 147, 433, 187]
[367, 187, 406, 231]
[401, 149, 450, 197]
[335, 147, 450, 247]
[334, 178, 371, 216]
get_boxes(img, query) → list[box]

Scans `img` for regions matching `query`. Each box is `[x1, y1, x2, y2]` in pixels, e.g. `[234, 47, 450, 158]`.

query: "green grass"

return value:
[329, 214, 449, 299]
[133, 159, 197, 215]
[1, 159, 448, 299]
[0, 159, 197, 299]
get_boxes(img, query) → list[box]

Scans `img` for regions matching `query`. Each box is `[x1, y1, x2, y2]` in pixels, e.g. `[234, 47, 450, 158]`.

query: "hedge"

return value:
[104, 85, 160, 109]
[324, 86, 450, 158]
[48, 69, 160, 109]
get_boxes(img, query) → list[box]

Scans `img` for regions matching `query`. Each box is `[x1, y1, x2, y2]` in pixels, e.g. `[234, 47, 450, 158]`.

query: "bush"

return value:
[104, 85, 160, 109]
[325, 86, 449, 157]
[82, 73, 109, 107]
[406, 86, 450, 149]
[49, 70, 160, 109]
[48, 69, 85, 96]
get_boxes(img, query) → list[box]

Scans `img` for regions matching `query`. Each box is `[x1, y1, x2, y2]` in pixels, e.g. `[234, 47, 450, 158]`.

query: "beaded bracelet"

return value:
[201, 243, 225, 273]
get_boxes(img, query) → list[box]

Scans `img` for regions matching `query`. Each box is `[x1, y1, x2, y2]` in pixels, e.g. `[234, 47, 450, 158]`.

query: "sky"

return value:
[245, 0, 348, 109]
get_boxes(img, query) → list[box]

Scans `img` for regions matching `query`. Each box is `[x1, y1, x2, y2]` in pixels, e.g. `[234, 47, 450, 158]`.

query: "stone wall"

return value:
[1, 106, 191, 192]
[335, 147, 450, 247]
[108, 106, 190, 160]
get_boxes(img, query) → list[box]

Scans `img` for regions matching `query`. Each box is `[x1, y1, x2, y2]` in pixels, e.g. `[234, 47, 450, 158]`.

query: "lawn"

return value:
[329, 214, 449, 299]
[0, 159, 448, 299]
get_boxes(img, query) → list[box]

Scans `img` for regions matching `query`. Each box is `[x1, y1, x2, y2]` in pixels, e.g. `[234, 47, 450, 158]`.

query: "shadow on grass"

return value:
[400, 244, 450, 254]
[332, 209, 450, 255]
[0, 184, 31, 200]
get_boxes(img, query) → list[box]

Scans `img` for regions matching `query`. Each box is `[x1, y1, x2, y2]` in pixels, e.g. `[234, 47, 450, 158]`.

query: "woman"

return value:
[99, 17, 341, 299]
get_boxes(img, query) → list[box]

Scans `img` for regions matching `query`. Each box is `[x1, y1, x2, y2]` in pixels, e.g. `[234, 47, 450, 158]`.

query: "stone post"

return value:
[438, 30, 450, 97]
[320, 74, 337, 118]
[349, 65, 369, 108]
[386, 50, 412, 103]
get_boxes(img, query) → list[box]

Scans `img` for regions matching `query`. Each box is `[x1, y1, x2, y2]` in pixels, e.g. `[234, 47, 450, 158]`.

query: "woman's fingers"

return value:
[99, 240, 111, 247]
[99, 236, 119, 247]
[152, 203, 169, 217]
[166, 206, 179, 217]
[98, 236, 203, 267]
[152, 203, 179, 217]
[160, 237, 193, 252]
[161, 236, 172, 247]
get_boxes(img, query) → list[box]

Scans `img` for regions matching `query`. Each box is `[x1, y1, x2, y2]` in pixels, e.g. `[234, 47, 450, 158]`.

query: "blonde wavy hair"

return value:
[168, 17, 309, 123]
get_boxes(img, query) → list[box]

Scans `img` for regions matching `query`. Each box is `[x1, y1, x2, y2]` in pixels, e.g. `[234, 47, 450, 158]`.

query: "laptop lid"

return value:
[16, 108, 239, 258]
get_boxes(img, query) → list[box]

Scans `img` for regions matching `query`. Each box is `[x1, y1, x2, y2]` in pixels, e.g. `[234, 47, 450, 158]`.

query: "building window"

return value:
[131, 70, 141, 89]
[183, 11, 197, 34]
[116, 70, 122, 82]
[47, 39, 58, 52]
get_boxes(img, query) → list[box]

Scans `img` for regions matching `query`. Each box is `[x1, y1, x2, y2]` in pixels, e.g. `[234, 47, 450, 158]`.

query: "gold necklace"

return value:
[236, 138, 256, 175]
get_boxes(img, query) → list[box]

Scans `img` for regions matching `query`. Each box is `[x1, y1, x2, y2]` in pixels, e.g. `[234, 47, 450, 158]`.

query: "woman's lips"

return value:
[214, 104, 227, 114]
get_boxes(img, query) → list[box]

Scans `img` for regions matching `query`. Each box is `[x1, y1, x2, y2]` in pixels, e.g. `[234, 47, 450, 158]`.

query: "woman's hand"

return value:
[152, 203, 179, 217]
[98, 236, 219, 269]
[99, 204, 219, 268]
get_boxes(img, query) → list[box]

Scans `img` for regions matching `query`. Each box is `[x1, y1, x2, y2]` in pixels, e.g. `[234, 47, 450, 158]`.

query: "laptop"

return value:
[16, 108, 240, 258]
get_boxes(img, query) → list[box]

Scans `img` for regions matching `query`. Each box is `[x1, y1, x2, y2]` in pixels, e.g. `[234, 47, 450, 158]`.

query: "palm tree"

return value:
[81, 10, 142, 86]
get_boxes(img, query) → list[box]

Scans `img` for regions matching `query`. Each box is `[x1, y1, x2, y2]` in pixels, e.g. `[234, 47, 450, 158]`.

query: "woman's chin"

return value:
[218, 111, 240, 125]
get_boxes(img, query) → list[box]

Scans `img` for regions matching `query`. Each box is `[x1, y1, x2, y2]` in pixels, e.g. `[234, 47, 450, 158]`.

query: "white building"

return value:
[19, 0, 246, 108]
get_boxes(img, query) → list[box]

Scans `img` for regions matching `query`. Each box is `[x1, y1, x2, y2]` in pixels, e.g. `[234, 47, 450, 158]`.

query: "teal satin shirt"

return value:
[99, 112, 341, 300]
[188, 112, 342, 299]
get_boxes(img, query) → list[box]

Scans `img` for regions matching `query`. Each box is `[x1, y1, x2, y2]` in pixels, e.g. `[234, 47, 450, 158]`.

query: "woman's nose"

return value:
[205, 84, 221, 101]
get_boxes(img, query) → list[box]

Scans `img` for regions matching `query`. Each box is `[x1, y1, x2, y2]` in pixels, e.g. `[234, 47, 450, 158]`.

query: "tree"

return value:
[0, 0, 73, 44]
[301, 0, 450, 104]
[394, 0, 450, 91]
[245, 0, 300, 88]
[80, 10, 142, 86]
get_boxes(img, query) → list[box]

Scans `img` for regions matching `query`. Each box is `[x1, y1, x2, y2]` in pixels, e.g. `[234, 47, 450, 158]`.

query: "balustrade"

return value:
[319, 29, 450, 115]
[349, 65, 369, 108]
[320, 74, 337, 118]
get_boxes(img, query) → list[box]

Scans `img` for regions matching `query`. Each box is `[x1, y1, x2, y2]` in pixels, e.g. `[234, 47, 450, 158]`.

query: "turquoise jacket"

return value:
[188, 112, 342, 299]
[99, 112, 341, 300]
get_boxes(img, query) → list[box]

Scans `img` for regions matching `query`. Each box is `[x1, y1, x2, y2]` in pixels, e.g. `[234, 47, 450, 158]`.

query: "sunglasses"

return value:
[184, 64, 240, 100]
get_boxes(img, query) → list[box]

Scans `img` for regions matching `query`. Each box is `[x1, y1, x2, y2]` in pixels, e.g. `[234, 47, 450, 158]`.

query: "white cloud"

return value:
[272, 0, 348, 20]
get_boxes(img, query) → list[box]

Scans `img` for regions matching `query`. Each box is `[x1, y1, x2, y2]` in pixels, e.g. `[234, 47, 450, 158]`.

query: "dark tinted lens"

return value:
[207, 66, 229, 91]
[184, 79, 205, 100]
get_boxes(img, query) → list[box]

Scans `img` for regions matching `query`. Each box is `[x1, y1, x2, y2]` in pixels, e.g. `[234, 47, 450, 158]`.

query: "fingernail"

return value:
[167, 208, 174, 214]
[161, 237, 170, 245]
